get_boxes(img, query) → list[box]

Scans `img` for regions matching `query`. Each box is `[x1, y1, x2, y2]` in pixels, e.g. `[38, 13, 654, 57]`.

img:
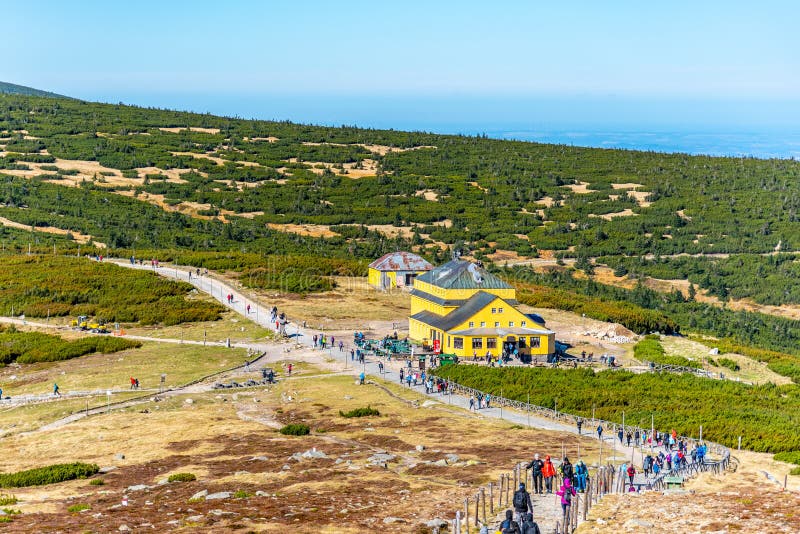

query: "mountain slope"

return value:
[0, 81, 68, 98]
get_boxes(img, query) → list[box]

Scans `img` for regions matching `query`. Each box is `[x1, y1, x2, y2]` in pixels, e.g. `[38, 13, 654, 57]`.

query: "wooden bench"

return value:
[663, 476, 684, 488]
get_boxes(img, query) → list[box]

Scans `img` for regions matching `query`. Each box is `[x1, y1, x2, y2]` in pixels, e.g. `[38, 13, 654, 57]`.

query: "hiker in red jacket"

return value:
[626, 464, 636, 487]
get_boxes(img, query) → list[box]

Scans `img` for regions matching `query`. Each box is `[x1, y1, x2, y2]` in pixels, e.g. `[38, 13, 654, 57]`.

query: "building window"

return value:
[468, 321, 474, 328]
[491, 308, 496, 314]
[498, 308, 504, 314]
[521, 320, 527, 327]
[530, 336, 541, 348]
[494, 321, 500, 327]
[480, 321, 486, 327]
[519, 337, 527, 348]
[486, 338, 497, 349]
[454, 337, 464, 350]
[447, 336, 451, 348]
[472, 338, 483, 349]
[509, 321, 514, 327]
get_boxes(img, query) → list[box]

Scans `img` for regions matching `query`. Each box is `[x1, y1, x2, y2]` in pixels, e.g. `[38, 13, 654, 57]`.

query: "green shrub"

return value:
[167, 472, 196, 483]
[279, 424, 310, 436]
[633, 336, 702, 369]
[233, 490, 253, 499]
[432, 365, 800, 453]
[89, 478, 104, 486]
[0, 494, 17, 506]
[718, 358, 741, 372]
[0, 463, 99, 488]
[339, 406, 380, 418]
[791, 467, 800, 476]
[774, 451, 800, 466]
[67, 503, 90, 513]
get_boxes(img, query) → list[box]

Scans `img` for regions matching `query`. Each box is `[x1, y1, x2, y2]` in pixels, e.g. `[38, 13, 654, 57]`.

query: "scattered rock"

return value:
[344, 395, 353, 400]
[167, 520, 180, 525]
[184, 398, 194, 405]
[99, 466, 117, 473]
[190, 490, 208, 500]
[445, 454, 460, 464]
[291, 448, 328, 461]
[118, 526, 130, 532]
[364, 427, 375, 432]
[126, 484, 149, 492]
[415, 445, 425, 452]
[234, 470, 250, 476]
[425, 518, 448, 528]
[186, 515, 204, 522]
[624, 519, 653, 528]
[205, 491, 232, 500]
[282, 464, 291, 471]
[115, 454, 125, 460]
[255, 491, 269, 497]
[383, 517, 406, 524]
[250, 456, 268, 461]
[433, 459, 449, 467]
[368, 453, 397, 465]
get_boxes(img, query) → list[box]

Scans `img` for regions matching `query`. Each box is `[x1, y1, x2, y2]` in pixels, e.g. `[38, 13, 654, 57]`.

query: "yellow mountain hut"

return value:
[408, 259, 555, 358]
[368, 251, 433, 290]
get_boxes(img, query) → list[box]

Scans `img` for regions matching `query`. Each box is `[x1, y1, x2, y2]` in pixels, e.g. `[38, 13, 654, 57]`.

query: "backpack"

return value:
[564, 490, 572, 505]
[513, 489, 527, 509]
[521, 521, 541, 534]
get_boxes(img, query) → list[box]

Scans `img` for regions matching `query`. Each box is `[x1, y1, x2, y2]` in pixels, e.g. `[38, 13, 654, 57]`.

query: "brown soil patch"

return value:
[0, 216, 95, 244]
[285, 158, 381, 179]
[415, 189, 439, 201]
[563, 181, 593, 194]
[244, 136, 279, 143]
[266, 223, 339, 238]
[159, 127, 221, 134]
[589, 209, 637, 220]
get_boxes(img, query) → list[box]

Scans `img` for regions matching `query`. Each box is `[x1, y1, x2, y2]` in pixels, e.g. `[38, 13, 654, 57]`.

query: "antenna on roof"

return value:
[452, 249, 461, 261]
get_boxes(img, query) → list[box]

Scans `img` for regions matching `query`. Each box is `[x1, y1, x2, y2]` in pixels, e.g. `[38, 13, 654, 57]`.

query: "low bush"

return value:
[0, 494, 17, 506]
[167, 473, 196, 483]
[0, 463, 99, 488]
[633, 336, 702, 369]
[89, 478, 104, 486]
[718, 358, 741, 372]
[0, 328, 141, 365]
[67, 504, 90, 513]
[279, 424, 310, 436]
[339, 406, 380, 418]
[791, 467, 800, 476]
[773, 451, 800, 466]
[233, 490, 253, 499]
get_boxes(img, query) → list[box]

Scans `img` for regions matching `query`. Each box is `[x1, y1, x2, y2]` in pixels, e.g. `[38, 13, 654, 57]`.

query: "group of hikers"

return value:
[129, 377, 140, 389]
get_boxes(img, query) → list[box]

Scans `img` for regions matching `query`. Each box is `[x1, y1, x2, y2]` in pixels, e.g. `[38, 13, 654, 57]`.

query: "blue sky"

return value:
[4, 1, 800, 136]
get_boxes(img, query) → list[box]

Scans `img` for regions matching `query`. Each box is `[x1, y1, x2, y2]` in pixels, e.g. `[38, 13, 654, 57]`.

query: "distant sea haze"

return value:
[91, 92, 800, 159]
[485, 130, 800, 160]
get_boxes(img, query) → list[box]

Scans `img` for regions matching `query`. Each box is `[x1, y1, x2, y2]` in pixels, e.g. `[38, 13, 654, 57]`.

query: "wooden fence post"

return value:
[506, 473, 511, 506]
[464, 498, 469, 533]
[474, 493, 479, 527]
[481, 487, 487, 524]
[583, 479, 590, 520]
[489, 482, 494, 515]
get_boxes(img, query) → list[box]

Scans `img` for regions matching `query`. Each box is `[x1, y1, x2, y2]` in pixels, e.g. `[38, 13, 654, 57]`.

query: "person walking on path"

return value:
[560, 457, 574, 485]
[287, 363, 292, 375]
[576, 417, 583, 435]
[399, 368, 404, 384]
[53, 383, 61, 397]
[626, 464, 637, 488]
[338, 340, 344, 352]
[618, 428, 624, 444]
[597, 424, 603, 441]
[542, 455, 557, 494]
[469, 396, 476, 411]
[130, 377, 136, 389]
[520, 512, 541, 534]
[574, 459, 588, 492]
[556, 478, 577, 528]
[359, 371, 365, 385]
[512, 482, 534, 524]
[525, 453, 545, 494]
[499, 509, 521, 534]
[626, 431, 632, 447]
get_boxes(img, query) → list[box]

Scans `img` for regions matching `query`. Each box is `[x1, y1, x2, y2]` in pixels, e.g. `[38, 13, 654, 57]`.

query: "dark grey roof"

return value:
[411, 288, 518, 308]
[369, 251, 433, 272]
[410, 291, 499, 332]
[415, 260, 512, 290]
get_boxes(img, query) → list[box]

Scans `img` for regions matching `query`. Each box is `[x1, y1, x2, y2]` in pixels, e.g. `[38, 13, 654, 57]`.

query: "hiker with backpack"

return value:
[520, 513, 541, 534]
[525, 453, 545, 494]
[512, 482, 533, 524]
[574, 459, 588, 492]
[560, 457, 574, 485]
[556, 477, 577, 526]
[576, 417, 583, 435]
[626, 464, 636, 487]
[498, 509, 521, 534]
[542, 455, 557, 493]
